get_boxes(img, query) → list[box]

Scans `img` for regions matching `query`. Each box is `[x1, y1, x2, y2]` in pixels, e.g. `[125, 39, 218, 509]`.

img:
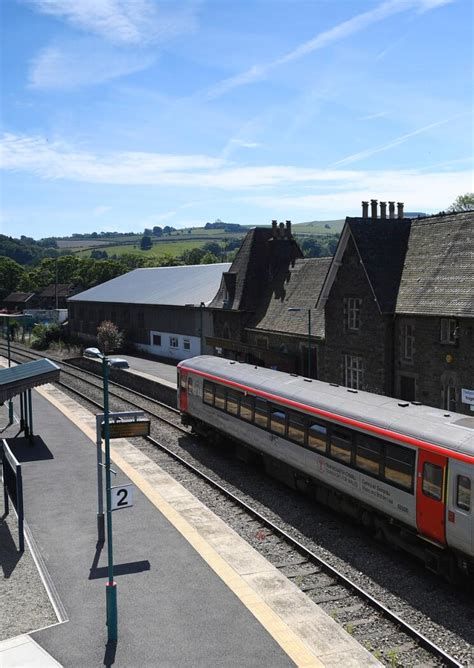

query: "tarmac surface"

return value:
[112, 354, 178, 385]
[4, 392, 293, 667]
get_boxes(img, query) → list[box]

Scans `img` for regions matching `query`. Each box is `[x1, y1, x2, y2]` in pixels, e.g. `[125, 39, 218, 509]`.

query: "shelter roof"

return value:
[68, 263, 231, 307]
[250, 257, 331, 338]
[40, 283, 76, 298]
[4, 292, 35, 303]
[396, 211, 474, 316]
[0, 359, 60, 404]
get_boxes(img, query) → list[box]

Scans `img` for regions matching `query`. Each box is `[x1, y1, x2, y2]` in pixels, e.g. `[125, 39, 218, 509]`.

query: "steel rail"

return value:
[8, 356, 461, 668]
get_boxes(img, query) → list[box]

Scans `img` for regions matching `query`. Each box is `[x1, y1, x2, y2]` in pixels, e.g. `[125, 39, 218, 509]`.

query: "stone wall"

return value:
[66, 357, 177, 408]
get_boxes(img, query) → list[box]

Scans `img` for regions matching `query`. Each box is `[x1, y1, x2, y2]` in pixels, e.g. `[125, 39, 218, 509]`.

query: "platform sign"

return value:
[461, 388, 474, 406]
[111, 484, 134, 511]
[102, 419, 150, 439]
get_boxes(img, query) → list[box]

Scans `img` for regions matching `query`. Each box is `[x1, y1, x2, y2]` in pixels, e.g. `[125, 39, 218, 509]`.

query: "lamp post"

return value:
[101, 354, 118, 642]
[288, 308, 312, 378]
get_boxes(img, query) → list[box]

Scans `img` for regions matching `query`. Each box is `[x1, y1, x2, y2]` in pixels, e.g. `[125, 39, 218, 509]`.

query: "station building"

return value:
[68, 263, 230, 362]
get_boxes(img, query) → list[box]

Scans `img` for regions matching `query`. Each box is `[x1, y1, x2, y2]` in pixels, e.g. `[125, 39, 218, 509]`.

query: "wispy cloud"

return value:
[205, 0, 451, 99]
[358, 111, 387, 121]
[29, 39, 156, 90]
[93, 205, 112, 217]
[25, 0, 197, 45]
[332, 113, 469, 167]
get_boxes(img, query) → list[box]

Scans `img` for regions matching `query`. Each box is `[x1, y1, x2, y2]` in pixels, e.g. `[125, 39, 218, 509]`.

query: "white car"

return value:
[108, 358, 129, 369]
[83, 347, 102, 359]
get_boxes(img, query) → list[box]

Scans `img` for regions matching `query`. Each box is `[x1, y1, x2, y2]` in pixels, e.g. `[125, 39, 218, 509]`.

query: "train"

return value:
[177, 356, 474, 579]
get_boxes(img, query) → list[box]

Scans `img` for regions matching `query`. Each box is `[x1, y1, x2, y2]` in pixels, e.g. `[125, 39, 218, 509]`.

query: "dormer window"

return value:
[345, 297, 361, 331]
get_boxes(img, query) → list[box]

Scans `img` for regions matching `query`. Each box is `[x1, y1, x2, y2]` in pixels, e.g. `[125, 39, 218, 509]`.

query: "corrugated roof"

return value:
[68, 263, 231, 306]
[4, 292, 35, 303]
[0, 359, 60, 403]
[250, 257, 331, 338]
[396, 212, 474, 316]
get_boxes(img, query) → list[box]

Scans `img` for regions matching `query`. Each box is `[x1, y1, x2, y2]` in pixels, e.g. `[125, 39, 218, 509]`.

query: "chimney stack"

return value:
[371, 199, 378, 221]
[389, 201, 395, 219]
[285, 220, 292, 237]
[361, 201, 369, 218]
[279, 222, 285, 238]
[271, 219, 278, 238]
[380, 201, 387, 220]
[397, 202, 404, 219]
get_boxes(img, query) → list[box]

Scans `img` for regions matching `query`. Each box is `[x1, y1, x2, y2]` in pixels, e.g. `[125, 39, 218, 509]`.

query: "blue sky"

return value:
[1, 0, 472, 238]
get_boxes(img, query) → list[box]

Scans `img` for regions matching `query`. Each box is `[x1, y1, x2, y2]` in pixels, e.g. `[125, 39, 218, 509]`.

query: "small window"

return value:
[330, 427, 352, 464]
[344, 354, 364, 390]
[288, 412, 306, 445]
[254, 397, 268, 429]
[152, 334, 162, 346]
[183, 338, 191, 351]
[402, 323, 415, 361]
[356, 434, 382, 476]
[240, 394, 254, 422]
[384, 444, 415, 491]
[270, 407, 286, 436]
[456, 475, 471, 511]
[226, 389, 240, 416]
[214, 385, 226, 409]
[308, 422, 327, 452]
[422, 462, 444, 501]
[440, 318, 457, 344]
[203, 381, 214, 406]
[346, 297, 361, 331]
[170, 336, 179, 348]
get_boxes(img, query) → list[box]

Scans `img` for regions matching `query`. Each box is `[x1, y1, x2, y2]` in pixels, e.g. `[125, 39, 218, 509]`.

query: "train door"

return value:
[446, 461, 472, 557]
[178, 368, 188, 412]
[416, 449, 447, 545]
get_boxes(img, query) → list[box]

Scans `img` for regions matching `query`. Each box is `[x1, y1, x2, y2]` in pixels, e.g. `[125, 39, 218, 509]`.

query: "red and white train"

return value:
[178, 356, 474, 578]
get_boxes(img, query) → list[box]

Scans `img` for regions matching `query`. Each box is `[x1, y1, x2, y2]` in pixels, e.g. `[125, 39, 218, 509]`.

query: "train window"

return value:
[384, 444, 415, 491]
[456, 475, 471, 511]
[180, 375, 186, 390]
[214, 385, 226, 410]
[422, 462, 443, 501]
[270, 407, 286, 436]
[203, 381, 214, 406]
[254, 397, 269, 429]
[226, 389, 240, 416]
[330, 428, 352, 464]
[240, 394, 254, 422]
[288, 412, 306, 445]
[355, 434, 382, 476]
[308, 422, 327, 452]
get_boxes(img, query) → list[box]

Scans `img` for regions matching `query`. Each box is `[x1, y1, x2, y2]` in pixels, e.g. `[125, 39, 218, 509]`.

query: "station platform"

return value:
[0, 367, 380, 666]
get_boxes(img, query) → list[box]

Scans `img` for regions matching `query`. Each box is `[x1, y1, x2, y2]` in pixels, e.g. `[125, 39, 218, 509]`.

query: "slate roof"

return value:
[209, 227, 303, 311]
[68, 263, 231, 306]
[4, 292, 36, 303]
[348, 217, 411, 313]
[396, 211, 474, 316]
[250, 257, 331, 338]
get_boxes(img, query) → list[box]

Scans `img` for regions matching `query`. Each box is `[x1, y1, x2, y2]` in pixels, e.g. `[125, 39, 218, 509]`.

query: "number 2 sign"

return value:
[111, 484, 134, 511]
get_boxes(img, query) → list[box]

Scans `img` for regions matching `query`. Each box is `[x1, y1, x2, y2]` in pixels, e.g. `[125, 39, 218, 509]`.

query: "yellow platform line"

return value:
[33, 382, 323, 668]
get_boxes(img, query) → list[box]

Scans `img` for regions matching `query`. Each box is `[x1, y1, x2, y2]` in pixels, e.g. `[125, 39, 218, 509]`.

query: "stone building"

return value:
[207, 220, 330, 375]
[318, 202, 474, 414]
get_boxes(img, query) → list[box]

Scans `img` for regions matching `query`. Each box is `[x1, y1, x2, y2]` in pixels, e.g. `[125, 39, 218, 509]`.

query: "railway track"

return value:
[1, 342, 471, 667]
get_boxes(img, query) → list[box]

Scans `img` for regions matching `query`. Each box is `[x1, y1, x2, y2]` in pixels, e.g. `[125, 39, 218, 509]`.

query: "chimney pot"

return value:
[370, 199, 378, 221]
[271, 219, 278, 238]
[362, 201, 369, 218]
[285, 220, 292, 237]
[397, 202, 404, 219]
[388, 201, 395, 219]
[380, 201, 387, 219]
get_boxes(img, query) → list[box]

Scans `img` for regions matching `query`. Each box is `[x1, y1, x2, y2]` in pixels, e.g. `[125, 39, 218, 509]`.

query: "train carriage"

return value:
[178, 356, 474, 577]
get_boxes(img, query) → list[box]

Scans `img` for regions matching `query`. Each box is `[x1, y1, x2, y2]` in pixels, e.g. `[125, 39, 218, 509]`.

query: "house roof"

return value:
[209, 226, 303, 311]
[4, 292, 35, 303]
[396, 211, 474, 316]
[317, 217, 411, 314]
[40, 283, 76, 298]
[68, 263, 231, 306]
[250, 257, 331, 338]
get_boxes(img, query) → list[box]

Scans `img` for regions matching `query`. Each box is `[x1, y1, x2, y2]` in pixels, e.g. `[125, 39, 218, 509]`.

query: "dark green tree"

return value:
[140, 235, 152, 250]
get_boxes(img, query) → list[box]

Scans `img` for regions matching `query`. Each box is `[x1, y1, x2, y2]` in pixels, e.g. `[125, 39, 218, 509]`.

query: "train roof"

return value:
[180, 356, 474, 457]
